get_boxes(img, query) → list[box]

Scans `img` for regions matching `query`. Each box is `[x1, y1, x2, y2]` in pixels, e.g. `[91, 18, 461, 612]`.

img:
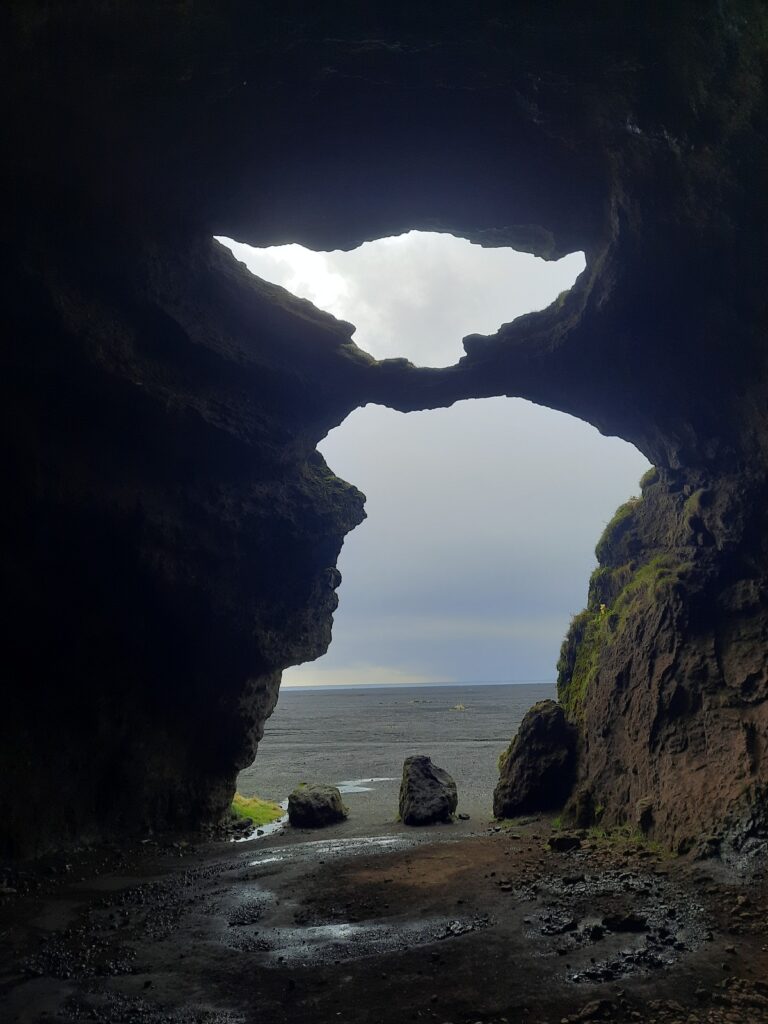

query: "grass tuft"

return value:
[587, 822, 674, 859]
[231, 792, 284, 827]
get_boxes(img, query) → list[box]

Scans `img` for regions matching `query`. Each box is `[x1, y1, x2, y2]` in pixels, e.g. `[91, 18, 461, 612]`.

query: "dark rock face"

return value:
[399, 756, 458, 826]
[287, 785, 347, 828]
[0, 229, 369, 855]
[4, 2, 768, 853]
[558, 468, 768, 851]
[494, 701, 578, 819]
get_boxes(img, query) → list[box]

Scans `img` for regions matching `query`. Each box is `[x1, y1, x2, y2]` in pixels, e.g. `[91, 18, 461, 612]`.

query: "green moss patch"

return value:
[587, 823, 673, 859]
[594, 497, 640, 564]
[231, 792, 284, 826]
[557, 606, 608, 718]
[559, 544, 691, 719]
[639, 467, 660, 491]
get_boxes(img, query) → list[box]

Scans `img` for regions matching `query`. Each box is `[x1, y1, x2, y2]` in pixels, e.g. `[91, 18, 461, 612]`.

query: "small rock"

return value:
[287, 784, 348, 828]
[549, 834, 582, 853]
[602, 912, 649, 932]
[573, 1000, 616, 1020]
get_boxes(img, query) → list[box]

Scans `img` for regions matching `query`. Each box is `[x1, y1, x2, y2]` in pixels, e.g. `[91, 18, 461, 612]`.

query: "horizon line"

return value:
[280, 679, 556, 690]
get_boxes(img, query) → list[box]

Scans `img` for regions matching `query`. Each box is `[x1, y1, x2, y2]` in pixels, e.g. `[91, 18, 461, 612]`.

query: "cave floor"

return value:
[1, 819, 767, 1024]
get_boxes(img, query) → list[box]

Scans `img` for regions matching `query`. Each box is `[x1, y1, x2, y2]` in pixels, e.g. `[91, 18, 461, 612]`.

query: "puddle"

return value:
[228, 914, 492, 964]
[245, 855, 285, 867]
[337, 778, 396, 794]
[247, 833, 415, 869]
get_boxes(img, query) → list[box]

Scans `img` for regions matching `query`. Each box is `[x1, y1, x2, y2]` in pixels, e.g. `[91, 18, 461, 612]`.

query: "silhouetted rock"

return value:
[4, 3, 768, 855]
[399, 756, 457, 826]
[494, 701, 577, 819]
[287, 785, 348, 828]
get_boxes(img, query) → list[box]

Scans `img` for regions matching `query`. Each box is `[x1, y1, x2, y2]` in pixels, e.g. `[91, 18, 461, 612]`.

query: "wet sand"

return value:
[237, 683, 555, 827]
[2, 818, 767, 1023]
[4, 682, 768, 1022]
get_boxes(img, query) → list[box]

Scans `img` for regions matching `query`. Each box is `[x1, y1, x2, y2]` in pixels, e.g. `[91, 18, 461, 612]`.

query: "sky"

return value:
[219, 232, 650, 687]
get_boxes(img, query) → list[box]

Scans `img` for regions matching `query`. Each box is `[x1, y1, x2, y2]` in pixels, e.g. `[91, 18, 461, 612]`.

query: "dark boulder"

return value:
[287, 785, 348, 828]
[493, 700, 577, 819]
[399, 755, 458, 826]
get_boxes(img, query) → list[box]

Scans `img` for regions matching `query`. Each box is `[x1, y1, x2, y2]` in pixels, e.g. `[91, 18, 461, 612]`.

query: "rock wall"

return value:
[558, 468, 768, 854]
[1, 221, 373, 854]
[4, 1, 768, 854]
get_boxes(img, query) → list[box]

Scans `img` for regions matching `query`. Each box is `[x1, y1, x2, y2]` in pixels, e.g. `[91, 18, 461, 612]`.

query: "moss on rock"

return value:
[639, 467, 660, 491]
[594, 497, 641, 565]
[558, 474, 694, 720]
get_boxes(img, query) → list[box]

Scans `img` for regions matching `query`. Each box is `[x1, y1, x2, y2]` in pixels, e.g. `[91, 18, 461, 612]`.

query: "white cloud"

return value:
[282, 662, 439, 688]
[219, 231, 586, 367]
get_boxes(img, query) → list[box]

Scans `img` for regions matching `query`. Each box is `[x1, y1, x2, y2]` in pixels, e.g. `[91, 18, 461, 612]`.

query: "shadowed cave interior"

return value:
[3, 4, 768, 1022]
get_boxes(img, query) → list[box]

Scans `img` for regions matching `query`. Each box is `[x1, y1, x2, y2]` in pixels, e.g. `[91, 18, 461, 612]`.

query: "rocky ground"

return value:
[1, 818, 766, 1024]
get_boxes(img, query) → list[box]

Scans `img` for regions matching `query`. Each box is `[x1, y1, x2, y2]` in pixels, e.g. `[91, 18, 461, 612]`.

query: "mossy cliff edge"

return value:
[558, 468, 768, 855]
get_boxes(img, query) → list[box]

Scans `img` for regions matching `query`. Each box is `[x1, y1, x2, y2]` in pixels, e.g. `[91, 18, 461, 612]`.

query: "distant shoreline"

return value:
[280, 680, 555, 692]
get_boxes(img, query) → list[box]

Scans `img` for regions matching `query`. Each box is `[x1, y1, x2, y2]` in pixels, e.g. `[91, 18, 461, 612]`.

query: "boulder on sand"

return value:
[493, 700, 577, 819]
[399, 755, 458, 825]
[287, 784, 348, 828]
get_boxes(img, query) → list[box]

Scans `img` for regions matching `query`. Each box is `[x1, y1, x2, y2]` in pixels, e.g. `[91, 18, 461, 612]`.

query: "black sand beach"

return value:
[237, 682, 555, 826]
[5, 687, 768, 1024]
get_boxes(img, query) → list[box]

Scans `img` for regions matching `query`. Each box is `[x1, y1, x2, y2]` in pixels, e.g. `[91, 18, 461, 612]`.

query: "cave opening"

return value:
[219, 230, 586, 368]
[221, 232, 649, 826]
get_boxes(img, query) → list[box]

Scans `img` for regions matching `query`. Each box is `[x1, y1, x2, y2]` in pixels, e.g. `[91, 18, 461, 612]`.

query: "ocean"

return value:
[236, 682, 555, 827]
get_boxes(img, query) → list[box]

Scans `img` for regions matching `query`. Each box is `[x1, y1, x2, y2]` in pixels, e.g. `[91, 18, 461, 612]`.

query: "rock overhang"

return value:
[3, 0, 768, 854]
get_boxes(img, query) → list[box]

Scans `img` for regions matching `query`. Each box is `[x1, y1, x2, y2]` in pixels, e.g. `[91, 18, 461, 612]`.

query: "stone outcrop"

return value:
[4, 2, 768, 854]
[493, 701, 577, 819]
[399, 756, 458, 826]
[558, 468, 768, 853]
[287, 785, 348, 828]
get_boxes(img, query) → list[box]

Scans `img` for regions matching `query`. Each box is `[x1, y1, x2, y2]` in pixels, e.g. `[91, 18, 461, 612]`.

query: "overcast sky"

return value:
[220, 233, 649, 687]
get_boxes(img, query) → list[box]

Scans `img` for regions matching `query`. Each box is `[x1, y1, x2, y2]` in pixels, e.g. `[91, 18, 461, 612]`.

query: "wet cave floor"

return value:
[1, 818, 767, 1024]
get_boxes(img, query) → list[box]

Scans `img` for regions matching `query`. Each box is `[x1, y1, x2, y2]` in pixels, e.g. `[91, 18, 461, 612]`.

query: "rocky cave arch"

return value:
[3, 1, 768, 858]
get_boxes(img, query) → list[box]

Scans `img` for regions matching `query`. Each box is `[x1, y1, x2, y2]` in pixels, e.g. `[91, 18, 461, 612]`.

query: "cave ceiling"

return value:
[3, 1, 768, 855]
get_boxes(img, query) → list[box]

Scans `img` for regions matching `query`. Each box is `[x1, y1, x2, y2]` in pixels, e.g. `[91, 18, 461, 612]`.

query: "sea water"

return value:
[237, 682, 555, 825]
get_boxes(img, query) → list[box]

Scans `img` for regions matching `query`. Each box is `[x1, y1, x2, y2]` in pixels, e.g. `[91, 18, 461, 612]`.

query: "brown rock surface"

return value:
[558, 468, 768, 854]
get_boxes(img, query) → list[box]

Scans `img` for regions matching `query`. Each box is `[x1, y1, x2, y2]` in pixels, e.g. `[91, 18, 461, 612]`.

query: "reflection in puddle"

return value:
[231, 915, 492, 965]
[337, 777, 396, 794]
[248, 834, 413, 869]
